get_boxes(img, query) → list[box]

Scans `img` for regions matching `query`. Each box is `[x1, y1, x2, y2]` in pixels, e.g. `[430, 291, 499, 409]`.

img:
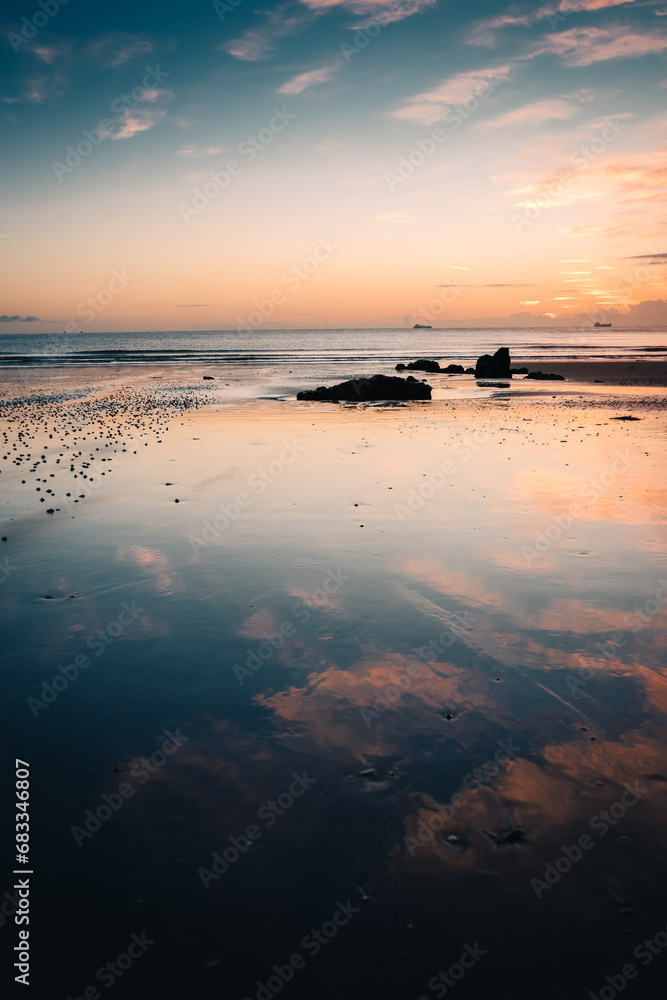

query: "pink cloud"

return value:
[221, 4, 312, 61]
[302, 0, 436, 27]
[277, 62, 341, 94]
[106, 108, 167, 141]
[391, 65, 513, 124]
[467, 1, 644, 46]
[482, 98, 576, 129]
[537, 23, 667, 64]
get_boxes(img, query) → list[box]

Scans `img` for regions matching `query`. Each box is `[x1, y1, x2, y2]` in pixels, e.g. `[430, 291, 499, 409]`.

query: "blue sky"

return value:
[1, 0, 666, 330]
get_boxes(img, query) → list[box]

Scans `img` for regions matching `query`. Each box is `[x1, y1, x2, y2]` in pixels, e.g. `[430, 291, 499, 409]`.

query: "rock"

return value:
[395, 359, 441, 373]
[202, 376, 214, 380]
[443, 364, 465, 373]
[511, 367, 529, 374]
[525, 371, 565, 380]
[297, 374, 432, 402]
[465, 367, 476, 374]
[475, 346, 511, 379]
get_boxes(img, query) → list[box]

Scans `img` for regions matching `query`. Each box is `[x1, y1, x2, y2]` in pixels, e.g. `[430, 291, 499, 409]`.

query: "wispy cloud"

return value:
[105, 107, 168, 141]
[0, 315, 43, 322]
[534, 23, 667, 64]
[437, 283, 538, 287]
[467, 1, 644, 46]
[277, 61, 342, 94]
[176, 145, 224, 158]
[221, 3, 312, 61]
[302, 0, 436, 28]
[481, 98, 576, 129]
[390, 65, 512, 124]
[84, 34, 153, 68]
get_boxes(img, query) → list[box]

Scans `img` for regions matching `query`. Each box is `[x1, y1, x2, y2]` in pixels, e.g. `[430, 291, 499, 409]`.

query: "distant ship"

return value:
[413, 324, 432, 329]
[594, 322, 612, 327]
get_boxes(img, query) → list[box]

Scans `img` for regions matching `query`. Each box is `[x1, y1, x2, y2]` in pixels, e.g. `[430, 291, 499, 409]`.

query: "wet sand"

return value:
[1, 361, 666, 999]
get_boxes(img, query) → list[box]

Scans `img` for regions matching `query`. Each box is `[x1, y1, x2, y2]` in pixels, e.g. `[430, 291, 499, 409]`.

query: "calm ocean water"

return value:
[0, 327, 665, 368]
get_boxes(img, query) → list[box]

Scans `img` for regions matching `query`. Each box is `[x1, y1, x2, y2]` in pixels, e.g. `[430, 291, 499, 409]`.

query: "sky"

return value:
[1, 0, 666, 332]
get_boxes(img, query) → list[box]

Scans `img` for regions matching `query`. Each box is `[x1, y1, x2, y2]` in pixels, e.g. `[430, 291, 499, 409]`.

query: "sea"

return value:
[0, 327, 665, 373]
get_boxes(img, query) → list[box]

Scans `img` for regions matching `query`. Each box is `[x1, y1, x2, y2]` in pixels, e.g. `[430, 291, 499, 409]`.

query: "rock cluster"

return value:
[297, 374, 432, 402]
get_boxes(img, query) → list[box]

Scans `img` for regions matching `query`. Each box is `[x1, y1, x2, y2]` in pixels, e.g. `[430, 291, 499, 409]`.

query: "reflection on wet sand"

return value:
[1, 382, 666, 998]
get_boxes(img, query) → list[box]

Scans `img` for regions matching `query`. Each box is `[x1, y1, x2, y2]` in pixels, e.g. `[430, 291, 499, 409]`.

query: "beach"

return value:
[1, 345, 666, 999]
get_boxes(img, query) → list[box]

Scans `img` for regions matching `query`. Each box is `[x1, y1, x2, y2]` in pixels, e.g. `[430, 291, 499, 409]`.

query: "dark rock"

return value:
[475, 346, 511, 379]
[525, 371, 565, 381]
[443, 364, 464, 373]
[202, 376, 214, 380]
[297, 374, 432, 402]
[464, 367, 476, 374]
[395, 359, 441, 373]
[511, 367, 529, 374]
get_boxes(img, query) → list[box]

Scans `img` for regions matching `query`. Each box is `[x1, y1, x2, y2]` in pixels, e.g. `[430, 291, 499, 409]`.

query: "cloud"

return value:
[302, 0, 436, 28]
[467, 1, 644, 46]
[32, 43, 73, 65]
[222, 0, 435, 60]
[390, 64, 513, 124]
[176, 145, 224, 157]
[437, 283, 538, 287]
[0, 315, 42, 322]
[277, 61, 342, 94]
[221, 3, 313, 61]
[482, 98, 576, 129]
[84, 34, 153, 68]
[105, 107, 168, 141]
[533, 23, 667, 64]
[626, 252, 667, 258]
